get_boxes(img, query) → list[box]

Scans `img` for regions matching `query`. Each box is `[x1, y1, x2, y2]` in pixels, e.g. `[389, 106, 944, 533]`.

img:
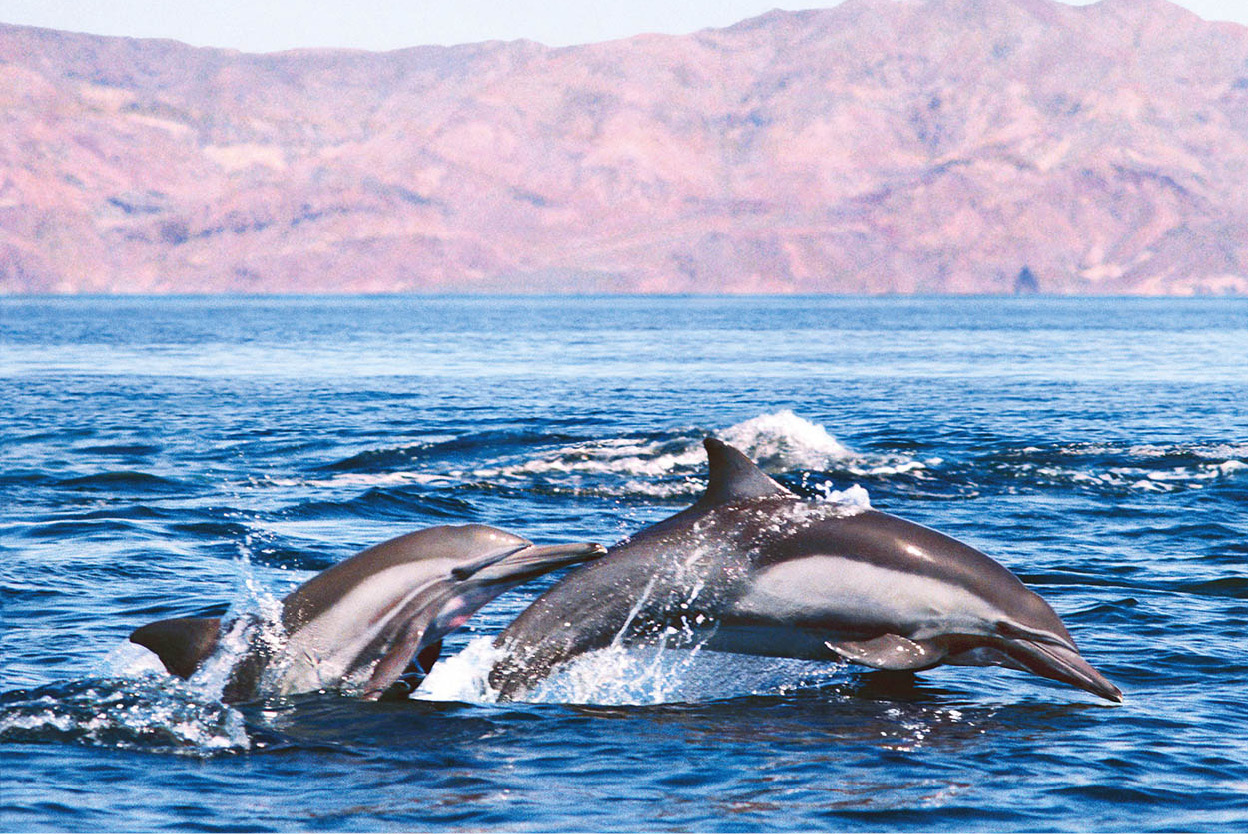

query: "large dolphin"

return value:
[489, 439, 1122, 703]
[131, 524, 605, 702]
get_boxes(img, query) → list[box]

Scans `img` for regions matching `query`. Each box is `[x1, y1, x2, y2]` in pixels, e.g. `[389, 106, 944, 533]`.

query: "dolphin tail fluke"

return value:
[1010, 639, 1123, 703]
[130, 616, 222, 679]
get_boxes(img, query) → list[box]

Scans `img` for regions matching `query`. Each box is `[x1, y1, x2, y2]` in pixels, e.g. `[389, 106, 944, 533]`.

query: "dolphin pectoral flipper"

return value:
[376, 640, 445, 701]
[416, 640, 443, 674]
[824, 634, 942, 671]
[361, 541, 608, 701]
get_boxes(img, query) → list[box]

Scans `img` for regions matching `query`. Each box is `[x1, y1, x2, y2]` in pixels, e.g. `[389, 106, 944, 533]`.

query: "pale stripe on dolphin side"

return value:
[733, 556, 1002, 635]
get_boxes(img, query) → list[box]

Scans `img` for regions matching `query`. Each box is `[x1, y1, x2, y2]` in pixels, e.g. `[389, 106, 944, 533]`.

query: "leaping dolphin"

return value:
[130, 524, 605, 702]
[488, 439, 1122, 703]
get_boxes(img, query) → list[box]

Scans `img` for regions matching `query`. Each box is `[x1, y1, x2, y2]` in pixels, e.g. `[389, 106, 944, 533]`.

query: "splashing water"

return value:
[984, 442, 1248, 494]
[820, 482, 873, 509]
[412, 417, 875, 707]
[416, 637, 848, 707]
[718, 410, 854, 470]
[0, 670, 251, 756]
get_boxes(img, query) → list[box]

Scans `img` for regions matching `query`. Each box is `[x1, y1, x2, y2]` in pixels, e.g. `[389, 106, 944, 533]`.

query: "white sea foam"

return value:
[468, 410, 922, 498]
[414, 636, 507, 704]
[719, 410, 854, 469]
[819, 483, 873, 510]
[251, 471, 452, 489]
[1, 663, 253, 754]
[1004, 442, 1248, 494]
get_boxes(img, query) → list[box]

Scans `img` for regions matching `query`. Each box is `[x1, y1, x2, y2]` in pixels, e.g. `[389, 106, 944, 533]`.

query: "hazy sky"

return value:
[1, 0, 1244, 52]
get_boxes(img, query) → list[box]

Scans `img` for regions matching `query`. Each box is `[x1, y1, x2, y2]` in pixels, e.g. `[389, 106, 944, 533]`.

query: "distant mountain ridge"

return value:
[2, 0, 1246, 294]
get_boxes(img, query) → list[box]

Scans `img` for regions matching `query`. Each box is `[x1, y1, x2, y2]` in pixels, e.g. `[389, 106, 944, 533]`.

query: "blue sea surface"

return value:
[1, 295, 1246, 831]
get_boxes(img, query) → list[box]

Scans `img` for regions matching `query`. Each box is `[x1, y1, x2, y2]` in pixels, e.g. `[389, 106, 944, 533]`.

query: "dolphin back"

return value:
[281, 524, 532, 633]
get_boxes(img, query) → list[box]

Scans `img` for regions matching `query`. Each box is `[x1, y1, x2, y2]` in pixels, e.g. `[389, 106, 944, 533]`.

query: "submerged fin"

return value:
[698, 438, 792, 508]
[377, 641, 444, 702]
[416, 640, 443, 674]
[130, 616, 222, 679]
[824, 634, 942, 671]
[361, 616, 432, 701]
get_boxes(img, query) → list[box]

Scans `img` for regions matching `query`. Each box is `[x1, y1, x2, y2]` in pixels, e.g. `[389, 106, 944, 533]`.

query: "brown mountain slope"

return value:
[2, 0, 1246, 294]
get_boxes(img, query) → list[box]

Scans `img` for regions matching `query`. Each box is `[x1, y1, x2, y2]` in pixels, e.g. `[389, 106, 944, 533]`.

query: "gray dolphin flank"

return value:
[489, 439, 1122, 703]
[130, 524, 605, 702]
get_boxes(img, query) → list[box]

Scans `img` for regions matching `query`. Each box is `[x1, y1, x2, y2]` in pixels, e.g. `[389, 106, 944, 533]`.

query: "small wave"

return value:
[0, 470, 56, 489]
[18, 518, 152, 539]
[78, 443, 161, 457]
[55, 471, 191, 495]
[718, 410, 853, 470]
[1175, 577, 1248, 600]
[242, 412, 918, 503]
[320, 443, 440, 474]
[321, 430, 574, 473]
[253, 471, 453, 490]
[282, 488, 477, 522]
[170, 520, 253, 539]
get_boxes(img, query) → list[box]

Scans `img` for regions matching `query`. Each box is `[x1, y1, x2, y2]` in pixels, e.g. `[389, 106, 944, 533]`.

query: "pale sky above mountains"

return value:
[1, 0, 1245, 53]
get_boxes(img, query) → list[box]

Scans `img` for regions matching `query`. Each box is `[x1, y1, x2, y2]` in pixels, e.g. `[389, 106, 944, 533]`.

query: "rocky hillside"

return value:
[2, 0, 1247, 294]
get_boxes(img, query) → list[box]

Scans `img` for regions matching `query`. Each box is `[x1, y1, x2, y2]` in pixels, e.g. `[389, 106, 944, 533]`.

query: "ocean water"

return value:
[1, 295, 1245, 832]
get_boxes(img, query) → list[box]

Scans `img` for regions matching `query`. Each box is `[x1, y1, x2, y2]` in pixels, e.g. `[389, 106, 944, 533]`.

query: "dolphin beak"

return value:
[468, 542, 607, 585]
[1008, 638, 1123, 703]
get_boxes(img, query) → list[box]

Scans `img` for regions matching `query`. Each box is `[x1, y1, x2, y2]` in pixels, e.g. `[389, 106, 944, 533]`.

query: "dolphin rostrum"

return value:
[488, 439, 1122, 703]
[130, 524, 605, 702]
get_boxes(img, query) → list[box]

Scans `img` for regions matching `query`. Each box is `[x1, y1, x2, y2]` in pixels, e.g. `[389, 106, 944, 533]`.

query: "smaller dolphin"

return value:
[489, 439, 1122, 703]
[130, 524, 605, 702]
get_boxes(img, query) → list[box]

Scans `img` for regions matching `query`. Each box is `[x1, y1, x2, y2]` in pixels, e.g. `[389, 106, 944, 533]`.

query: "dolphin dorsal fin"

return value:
[698, 438, 792, 507]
